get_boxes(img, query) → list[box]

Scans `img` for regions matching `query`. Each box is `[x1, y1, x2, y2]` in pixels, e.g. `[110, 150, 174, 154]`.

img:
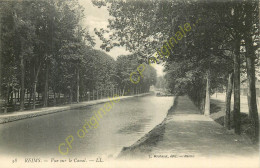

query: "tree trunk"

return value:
[122, 85, 125, 96]
[53, 91, 56, 106]
[204, 72, 210, 116]
[245, 56, 259, 143]
[33, 62, 41, 109]
[201, 89, 205, 114]
[20, 56, 25, 111]
[69, 88, 72, 103]
[32, 81, 37, 109]
[63, 93, 66, 104]
[244, 2, 259, 143]
[233, 38, 241, 134]
[18, 88, 20, 102]
[10, 85, 14, 104]
[225, 72, 233, 130]
[14, 90, 17, 106]
[7, 86, 10, 104]
[113, 87, 114, 97]
[28, 88, 32, 107]
[26, 89, 28, 104]
[58, 92, 60, 104]
[76, 67, 80, 103]
[4, 83, 10, 113]
[43, 62, 49, 107]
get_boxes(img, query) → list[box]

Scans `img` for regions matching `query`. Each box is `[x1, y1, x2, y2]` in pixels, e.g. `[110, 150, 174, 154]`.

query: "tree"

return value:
[10, 2, 35, 111]
[243, 0, 259, 143]
[0, 0, 97, 110]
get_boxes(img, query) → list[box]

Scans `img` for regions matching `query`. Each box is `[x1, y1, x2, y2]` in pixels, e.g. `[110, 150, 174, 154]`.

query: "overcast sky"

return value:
[78, 0, 164, 77]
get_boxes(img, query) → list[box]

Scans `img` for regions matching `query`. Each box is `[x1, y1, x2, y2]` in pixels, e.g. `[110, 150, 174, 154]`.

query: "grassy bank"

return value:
[210, 93, 260, 144]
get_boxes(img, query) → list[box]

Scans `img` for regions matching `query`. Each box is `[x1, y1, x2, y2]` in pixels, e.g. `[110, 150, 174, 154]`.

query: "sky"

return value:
[78, 0, 165, 77]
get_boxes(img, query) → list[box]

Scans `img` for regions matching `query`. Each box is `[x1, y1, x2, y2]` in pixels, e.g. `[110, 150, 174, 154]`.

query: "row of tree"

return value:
[92, 0, 259, 143]
[0, 0, 157, 112]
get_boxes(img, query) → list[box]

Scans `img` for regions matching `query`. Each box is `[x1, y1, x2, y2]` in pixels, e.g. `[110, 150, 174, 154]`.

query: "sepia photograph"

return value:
[0, 0, 259, 167]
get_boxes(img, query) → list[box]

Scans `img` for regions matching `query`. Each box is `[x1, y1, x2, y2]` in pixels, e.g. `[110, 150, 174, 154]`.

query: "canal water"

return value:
[0, 95, 174, 159]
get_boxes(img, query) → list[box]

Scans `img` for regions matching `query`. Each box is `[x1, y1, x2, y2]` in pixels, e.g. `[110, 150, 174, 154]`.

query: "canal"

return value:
[0, 95, 174, 159]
